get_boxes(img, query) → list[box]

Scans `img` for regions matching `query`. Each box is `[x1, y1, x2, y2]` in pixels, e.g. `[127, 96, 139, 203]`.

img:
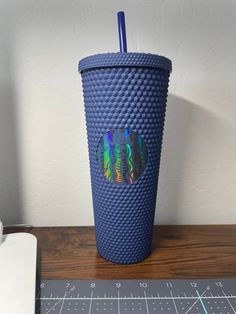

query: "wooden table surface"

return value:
[5, 225, 236, 280]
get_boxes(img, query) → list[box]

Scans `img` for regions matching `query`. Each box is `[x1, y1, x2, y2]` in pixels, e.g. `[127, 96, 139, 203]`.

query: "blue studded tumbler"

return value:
[79, 52, 171, 263]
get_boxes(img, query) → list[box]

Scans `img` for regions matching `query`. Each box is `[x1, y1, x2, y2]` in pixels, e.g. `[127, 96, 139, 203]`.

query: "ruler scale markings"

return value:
[38, 295, 236, 300]
[170, 290, 179, 314]
[196, 290, 208, 314]
[58, 297, 65, 314]
[45, 291, 67, 314]
[88, 290, 93, 314]
[118, 290, 120, 314]
[222, 289, 236, 313]
[184, 288, 207, 314]
[38, 279, 236, 313]
[144, 291, 150, 314]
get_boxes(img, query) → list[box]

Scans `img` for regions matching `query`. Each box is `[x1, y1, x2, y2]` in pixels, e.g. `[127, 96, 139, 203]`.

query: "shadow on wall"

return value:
[0, 45, 23, 225]
[155, 94, 224, 225]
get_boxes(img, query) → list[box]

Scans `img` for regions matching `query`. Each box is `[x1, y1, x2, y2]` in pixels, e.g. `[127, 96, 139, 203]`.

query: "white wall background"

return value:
[0, 0, 236, 226]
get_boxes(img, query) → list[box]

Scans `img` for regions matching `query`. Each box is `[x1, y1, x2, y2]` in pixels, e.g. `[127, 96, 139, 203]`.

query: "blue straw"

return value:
[117, 11, 127, 52]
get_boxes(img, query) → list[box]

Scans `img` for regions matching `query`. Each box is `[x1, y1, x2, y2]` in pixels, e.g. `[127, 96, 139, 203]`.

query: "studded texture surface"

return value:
[79, 52, 172, 73]
[80, 54, 171, 263]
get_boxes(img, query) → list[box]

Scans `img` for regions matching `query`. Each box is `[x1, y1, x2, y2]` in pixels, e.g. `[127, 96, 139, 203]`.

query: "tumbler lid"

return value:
[78, 52, 172, 73]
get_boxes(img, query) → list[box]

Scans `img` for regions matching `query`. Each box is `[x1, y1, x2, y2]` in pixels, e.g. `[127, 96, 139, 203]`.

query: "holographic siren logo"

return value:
[97, 129, 148, 184]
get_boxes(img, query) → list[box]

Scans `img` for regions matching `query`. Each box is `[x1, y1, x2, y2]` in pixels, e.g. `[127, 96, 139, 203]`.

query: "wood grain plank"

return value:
[5, 225, 236, 279]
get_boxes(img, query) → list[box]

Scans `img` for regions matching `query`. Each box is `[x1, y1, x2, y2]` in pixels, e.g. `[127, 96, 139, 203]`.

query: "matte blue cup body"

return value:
[79, 52, 171, 264]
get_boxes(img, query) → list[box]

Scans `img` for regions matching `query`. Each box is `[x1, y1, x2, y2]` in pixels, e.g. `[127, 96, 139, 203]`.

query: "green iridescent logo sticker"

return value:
[97, 129, 148, 184]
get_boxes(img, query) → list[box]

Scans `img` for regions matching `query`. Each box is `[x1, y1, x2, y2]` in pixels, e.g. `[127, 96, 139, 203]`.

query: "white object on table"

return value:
[0, 232, 37, 314]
